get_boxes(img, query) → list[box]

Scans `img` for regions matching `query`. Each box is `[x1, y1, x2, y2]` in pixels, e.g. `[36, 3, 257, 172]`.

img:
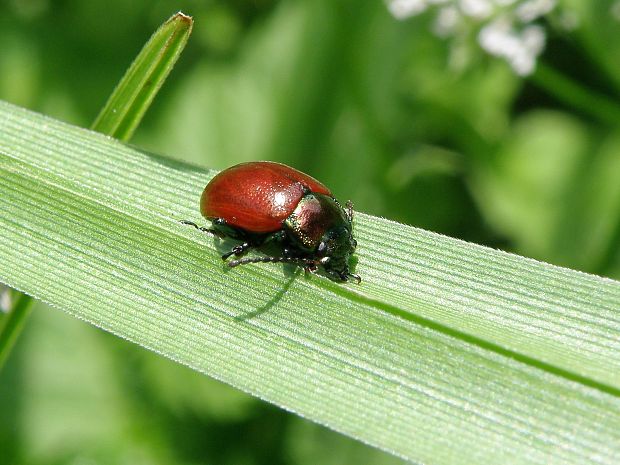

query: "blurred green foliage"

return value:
[1, 0, 619, 463]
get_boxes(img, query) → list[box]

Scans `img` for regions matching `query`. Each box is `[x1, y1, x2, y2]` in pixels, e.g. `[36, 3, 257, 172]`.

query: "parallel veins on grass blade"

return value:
[1, 100, 619, 465]
[0, 11, 193, 372]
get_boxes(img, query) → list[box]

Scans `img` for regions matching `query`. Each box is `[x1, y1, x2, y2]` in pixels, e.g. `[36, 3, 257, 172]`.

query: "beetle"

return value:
[182, 161, 360, 283]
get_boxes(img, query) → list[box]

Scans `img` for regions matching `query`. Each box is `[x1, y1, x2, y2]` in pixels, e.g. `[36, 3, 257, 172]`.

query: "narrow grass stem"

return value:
[0, 292, 35, 369]
[531, 63, 620, 126]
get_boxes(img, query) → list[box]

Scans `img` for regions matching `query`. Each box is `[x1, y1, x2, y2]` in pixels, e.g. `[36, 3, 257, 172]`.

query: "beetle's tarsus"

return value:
[180, 220, 218, 235]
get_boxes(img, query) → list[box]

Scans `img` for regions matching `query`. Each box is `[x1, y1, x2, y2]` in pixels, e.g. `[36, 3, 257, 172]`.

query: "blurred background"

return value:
[1, 0, 619, 464]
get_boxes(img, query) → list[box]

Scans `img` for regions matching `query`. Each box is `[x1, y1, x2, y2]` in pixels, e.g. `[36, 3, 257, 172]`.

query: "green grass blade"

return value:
[91, 12, 193, 139]
[0, 12, 193, 372]
[0, 101, 619, 464]
[0, 290, 34, 369]
[532, 63, 620, 126]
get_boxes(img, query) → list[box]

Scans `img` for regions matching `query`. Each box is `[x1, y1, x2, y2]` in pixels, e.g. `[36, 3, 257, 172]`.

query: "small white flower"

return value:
[388, 0, 429, 19]
[522, 24, 546, 53]
[494, 0, 518, 6]
[479, 20, 545, 75]
[459, 0, 493, 20]
[386, 0, 559, 76]
[516, 0, 557, 22]
[478, 18, 516, 58]
[434, 6, 461, 37]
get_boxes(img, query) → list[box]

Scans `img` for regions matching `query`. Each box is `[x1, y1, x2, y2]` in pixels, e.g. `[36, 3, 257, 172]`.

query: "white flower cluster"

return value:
[387, 0, 558, 76]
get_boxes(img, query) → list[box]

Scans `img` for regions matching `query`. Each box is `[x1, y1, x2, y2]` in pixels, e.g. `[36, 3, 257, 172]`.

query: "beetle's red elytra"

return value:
[182, 161, 360, 283]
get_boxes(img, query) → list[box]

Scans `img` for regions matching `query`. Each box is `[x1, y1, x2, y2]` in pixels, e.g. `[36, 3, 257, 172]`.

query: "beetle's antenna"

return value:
[227, 256, 318, 268]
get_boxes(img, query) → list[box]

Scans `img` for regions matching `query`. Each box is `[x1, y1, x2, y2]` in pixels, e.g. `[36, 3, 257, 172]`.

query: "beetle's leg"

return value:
[221, 242, 253, 260]
[303, 262, 319, 275]
[180, 220, 222, 237]
[227, 256, 318, 268]
[221, 229, 284, 261]
[324, 267, 361, 284]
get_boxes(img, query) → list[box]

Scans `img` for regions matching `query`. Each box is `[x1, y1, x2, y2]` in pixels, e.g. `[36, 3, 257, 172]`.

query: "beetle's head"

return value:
[316, 224, 359, 282]
[285, 193, 360, 283]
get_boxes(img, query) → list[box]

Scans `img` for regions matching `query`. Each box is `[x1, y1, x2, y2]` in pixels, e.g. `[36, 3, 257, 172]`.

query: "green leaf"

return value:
[91, 12, 193, 140]
[0, 100, 619, 464]
[0, 12, 193, 371]
[0, 289, 33, 368]
[473, 110, 620, 274]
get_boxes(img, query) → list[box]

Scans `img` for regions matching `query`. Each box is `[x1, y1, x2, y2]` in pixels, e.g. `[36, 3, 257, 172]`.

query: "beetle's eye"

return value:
[317, 242, 327, 254]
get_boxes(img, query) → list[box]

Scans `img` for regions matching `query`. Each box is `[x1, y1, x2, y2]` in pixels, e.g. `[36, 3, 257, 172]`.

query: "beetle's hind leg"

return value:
[223, 230, 286, 262]
[180, 220, 225, 238]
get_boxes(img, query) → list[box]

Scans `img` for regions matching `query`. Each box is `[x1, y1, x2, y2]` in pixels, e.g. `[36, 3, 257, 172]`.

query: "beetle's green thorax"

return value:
[284, 193, 348, 249]
[284, 193, 356, 275]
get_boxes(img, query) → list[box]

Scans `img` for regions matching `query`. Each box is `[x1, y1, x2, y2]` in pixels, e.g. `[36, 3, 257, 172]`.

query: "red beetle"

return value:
[182, 161, 360, 282]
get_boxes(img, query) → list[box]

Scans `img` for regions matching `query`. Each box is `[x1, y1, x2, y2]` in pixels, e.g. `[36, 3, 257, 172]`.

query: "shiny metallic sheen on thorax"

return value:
[284, 193, 350, 250]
